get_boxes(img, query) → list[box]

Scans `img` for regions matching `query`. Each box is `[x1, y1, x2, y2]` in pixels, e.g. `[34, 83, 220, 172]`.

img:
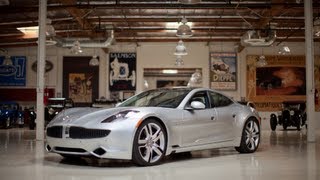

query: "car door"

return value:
[180, 91, 219, 147]
[208, 91, 235, 141]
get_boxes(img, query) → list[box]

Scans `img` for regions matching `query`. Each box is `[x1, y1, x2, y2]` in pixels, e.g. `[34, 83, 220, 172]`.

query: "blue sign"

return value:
[0, 56, 26, 86]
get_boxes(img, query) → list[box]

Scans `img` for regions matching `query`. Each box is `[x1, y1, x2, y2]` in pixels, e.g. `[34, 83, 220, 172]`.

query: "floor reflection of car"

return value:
[46, 87, 261, 166]
[0, 101, 19, 128]
[45, 98, 74, 123]
[270, 101, 306, 131]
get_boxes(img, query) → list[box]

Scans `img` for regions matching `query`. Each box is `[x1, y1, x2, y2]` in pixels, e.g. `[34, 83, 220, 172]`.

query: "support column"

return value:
[36, 0, 47, 140]
[304, 0, 316, 142]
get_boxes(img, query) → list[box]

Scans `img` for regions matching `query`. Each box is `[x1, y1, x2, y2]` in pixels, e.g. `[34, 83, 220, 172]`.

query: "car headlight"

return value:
[101, 110, 139, 123]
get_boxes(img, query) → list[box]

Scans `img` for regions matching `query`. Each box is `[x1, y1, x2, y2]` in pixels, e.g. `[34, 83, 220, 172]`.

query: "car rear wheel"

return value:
[132, 119, 167, 166]
[235, 118, 260, 153]
[270, 114, 277, 131]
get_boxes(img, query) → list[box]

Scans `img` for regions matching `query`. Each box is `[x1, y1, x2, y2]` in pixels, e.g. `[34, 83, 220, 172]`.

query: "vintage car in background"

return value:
[45, 98, 74, 123]
[270, 101, 307, 131]
[0, 101, 19, 128]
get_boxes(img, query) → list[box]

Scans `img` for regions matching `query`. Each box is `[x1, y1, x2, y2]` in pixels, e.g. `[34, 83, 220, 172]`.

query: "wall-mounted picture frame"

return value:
[210, 52, 237, 90]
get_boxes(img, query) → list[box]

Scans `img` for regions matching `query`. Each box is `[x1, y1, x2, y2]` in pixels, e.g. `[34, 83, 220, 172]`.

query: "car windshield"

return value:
[118, 89, 191, 108]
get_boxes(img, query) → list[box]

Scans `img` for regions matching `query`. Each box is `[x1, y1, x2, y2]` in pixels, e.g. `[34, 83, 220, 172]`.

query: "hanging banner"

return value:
[0, 56, 26, 86]
[210, 52, 237, 90]
[109, 53, 136, 91]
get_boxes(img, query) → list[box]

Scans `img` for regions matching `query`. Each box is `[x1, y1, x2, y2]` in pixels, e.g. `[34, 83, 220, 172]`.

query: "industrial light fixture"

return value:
[278, 45, 291, 55]
[178, 0, 201, 4]
[46, 19, 56, 37]
[89, 55, 99, 66]
[256, 55, 267, 67]
[176, 17, 193, 38]
[70, 40, 83, 54]
[175, 55, 184, 66]
[174, 40, 188, 56]
[314, 18, 320, 37]
[162, 69, 178, 74]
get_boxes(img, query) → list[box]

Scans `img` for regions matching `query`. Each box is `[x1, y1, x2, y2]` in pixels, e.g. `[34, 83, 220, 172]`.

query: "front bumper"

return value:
[46, 122, 137, 160]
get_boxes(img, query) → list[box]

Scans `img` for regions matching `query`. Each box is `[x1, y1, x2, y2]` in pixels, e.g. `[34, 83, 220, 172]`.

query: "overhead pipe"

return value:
[54, 30, 114, 48]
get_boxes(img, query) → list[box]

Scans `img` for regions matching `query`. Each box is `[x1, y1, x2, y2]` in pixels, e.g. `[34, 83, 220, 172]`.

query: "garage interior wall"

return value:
[2, 41, 320, 130]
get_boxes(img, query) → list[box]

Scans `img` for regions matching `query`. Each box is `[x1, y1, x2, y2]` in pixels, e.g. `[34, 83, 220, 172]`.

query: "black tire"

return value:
[270, 114, 277, 131]
[235, 118, 260, 153]
[283, 120, 288, 130]
[132, 119, 167, 166]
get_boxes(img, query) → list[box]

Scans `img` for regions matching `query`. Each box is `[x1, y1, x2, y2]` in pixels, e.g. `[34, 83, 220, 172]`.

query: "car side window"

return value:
[209, 91, 232, 108]
[189, 91, 210, 108]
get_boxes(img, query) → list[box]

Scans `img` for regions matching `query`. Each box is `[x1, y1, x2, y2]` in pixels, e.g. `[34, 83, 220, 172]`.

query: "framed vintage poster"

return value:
[68, 73, 93, 103]
[210, 52, 237, 90]
[63, 56, 99, 106]
[247, 55, 307, 111]
[109, 53, 136, 91]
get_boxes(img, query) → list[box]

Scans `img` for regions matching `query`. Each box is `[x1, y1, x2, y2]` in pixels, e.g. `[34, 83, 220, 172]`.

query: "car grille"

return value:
[69, 127, 110, 139]
[46, 126, 110, 139]
[46, 126, 63, 138]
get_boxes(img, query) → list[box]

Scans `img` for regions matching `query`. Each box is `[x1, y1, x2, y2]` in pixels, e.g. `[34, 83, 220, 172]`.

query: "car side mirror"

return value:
[115, 102, 122, 107]
[189, 101, 205, 110]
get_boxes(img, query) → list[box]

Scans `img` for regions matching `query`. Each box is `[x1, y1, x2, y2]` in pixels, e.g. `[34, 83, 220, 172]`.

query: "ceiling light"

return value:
[176, 17, 193, 38]
[278, 45, 291, 55]
[175, 55, 184, 66]
[174, 40, 188, 56]
[70, 40, 83, 54]
[89, 55, 99, 66]
[314, 18, 320, 37]
[256, 55, 267, 67]
[178, 0, 201, 4]
[46, 19, 56, 37]
[162, 69, 178, 74]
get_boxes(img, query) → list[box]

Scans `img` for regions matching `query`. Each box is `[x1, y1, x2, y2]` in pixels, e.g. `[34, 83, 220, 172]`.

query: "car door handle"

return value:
[232, 114, 236, 118]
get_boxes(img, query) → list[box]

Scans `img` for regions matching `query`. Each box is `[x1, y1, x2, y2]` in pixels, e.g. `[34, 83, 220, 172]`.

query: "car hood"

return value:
[47, 107, 135, 127]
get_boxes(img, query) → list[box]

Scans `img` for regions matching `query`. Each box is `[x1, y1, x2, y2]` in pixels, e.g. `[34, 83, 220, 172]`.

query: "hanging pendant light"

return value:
[89, 55, 99, 66]
[256, 55, 267, 67]
[174, 40, 188, 56]
[70, 40, 83, 54]
[176, 17, 193, 38]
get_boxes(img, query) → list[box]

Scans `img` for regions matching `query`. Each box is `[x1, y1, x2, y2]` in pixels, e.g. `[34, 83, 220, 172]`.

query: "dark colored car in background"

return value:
[270, 101, 307, 131]
[45, 98, 73, 124]
[0, 101, 19, 128]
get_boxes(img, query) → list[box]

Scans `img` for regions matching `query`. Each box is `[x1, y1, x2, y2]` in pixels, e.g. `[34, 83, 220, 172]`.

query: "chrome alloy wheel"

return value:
[244, 120, 260, 151]
[137, 122, 165, 163]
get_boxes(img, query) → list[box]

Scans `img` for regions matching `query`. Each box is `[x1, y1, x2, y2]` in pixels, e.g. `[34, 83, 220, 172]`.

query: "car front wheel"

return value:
[132, 119, 167, 166]
[235, 118, 260, 153]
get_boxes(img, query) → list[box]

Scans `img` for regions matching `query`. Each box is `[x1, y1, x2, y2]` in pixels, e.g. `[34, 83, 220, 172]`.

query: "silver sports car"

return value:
[45, 87, 261, 166]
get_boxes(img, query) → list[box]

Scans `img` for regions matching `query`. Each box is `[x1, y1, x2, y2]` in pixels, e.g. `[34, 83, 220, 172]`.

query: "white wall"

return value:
[3, 41, 320, 129]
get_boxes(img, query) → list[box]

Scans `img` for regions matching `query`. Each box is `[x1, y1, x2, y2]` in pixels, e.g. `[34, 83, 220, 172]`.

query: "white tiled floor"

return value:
[0, 128, 319, 180]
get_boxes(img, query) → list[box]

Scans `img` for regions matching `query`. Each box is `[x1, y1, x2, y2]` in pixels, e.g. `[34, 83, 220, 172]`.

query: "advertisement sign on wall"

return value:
[109, 53, 136, 91]
[210, 52, 237, 90]
[0, 56, 26, 86]
[247, 55, 307, 111]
